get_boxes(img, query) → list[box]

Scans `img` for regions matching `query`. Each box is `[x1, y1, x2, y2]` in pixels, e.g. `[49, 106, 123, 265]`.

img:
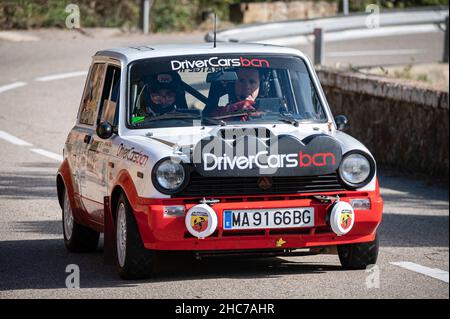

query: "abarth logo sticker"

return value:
[191, 211, 209, 232]
[340, 210, 353, 230]
[116, 143, 149, 166]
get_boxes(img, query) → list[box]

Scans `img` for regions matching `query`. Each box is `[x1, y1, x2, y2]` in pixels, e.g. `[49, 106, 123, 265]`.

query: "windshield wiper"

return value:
[136, 112, 202, 124]
[209, 110, 261, 120]
[134, 112, 228, 127]
[202, 117, 227, 126]
[264, 111, 300, 127]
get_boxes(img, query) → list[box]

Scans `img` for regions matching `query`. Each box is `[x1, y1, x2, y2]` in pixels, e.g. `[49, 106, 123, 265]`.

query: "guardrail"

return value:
[206, 6, 448, 43]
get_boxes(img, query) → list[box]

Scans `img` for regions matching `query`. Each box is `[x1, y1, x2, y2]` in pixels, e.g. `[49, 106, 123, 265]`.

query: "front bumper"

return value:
[132, 191, 383, 251]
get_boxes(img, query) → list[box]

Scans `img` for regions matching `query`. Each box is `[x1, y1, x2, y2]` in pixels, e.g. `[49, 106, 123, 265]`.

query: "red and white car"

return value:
[57, 43, 383, 279]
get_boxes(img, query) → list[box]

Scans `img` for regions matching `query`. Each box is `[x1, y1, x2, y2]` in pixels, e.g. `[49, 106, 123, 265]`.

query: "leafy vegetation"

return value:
[0, 0, 448, 31]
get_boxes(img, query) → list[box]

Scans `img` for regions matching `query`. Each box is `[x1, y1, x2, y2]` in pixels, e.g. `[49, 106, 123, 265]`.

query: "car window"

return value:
[98, 64, 120, 125]
[79, 63, 106, 126]
[128, 55, 328, 128]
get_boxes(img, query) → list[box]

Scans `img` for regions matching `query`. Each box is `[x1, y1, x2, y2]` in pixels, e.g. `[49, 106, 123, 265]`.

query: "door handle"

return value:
[84, 135, 91, 144]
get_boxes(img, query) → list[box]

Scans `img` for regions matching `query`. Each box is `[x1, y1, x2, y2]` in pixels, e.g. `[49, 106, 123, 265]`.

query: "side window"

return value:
[79, 63, 106, 126]
[97, 65, 121, 125]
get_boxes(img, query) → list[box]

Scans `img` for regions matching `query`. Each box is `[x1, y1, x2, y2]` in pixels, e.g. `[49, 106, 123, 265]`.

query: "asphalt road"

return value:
[0, 29, 448, 299]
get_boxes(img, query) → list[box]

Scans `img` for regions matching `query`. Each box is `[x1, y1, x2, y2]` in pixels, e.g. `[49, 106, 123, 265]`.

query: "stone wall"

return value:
[317, 68, 449, 178]
[230, 1, 338, 24]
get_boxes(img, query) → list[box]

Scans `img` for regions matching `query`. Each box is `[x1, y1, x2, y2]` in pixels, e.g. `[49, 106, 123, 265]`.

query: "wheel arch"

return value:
[56, 174, 65, 209]
[56, 159, 75, 210]
[109, 169, 139, 222]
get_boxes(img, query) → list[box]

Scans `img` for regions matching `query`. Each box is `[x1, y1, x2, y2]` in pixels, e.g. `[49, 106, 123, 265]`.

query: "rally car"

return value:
[57, 43, 383, 279]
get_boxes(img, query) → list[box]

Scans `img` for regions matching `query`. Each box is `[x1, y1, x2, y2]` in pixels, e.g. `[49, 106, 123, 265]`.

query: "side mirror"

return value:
[334, 115, 348, 131]
[96, 121, 114, 139]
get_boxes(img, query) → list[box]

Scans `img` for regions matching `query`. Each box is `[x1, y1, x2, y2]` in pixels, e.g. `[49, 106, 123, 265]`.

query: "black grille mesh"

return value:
[175, 172, 345, 197]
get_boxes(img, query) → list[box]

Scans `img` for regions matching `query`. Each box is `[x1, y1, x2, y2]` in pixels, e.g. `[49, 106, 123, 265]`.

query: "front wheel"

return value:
[62, 188, 99, 252]
[116, 193, 154, 279]
[337, 233, 379, 270]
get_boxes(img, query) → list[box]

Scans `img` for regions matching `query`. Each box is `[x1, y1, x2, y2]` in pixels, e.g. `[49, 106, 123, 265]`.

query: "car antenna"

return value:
[213, 12, 217, 48]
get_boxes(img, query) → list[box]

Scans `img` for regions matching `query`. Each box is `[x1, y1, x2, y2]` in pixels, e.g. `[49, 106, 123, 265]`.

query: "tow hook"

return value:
[200, 197, 220, 206]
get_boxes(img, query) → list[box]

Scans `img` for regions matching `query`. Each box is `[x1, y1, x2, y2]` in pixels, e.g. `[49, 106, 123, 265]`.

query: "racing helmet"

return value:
[146, 72, 186, 114]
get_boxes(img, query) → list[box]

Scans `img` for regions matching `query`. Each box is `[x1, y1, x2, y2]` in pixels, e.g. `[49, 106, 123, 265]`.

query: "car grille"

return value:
[175, 172, 345, 197]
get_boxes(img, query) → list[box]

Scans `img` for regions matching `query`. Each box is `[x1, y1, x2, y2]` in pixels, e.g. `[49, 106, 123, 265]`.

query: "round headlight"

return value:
[339, 152, 374, 188]
[153, 159, 186, 193]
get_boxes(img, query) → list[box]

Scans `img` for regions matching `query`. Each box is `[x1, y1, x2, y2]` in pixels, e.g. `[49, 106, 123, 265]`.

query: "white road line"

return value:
[327, 49, 422, 57]
[0, 130, 63, 161]
[0, 81, 27, 94]
[34, 71, 87, 82]
[0, 130, 33, 146]
[390, 262, 449, 283]
[30, 148, 63, 162]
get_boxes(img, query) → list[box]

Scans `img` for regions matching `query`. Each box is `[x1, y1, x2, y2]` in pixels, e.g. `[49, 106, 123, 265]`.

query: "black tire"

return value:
[62, 188, 100, 253]
[116, 193, 154, 279]
[337, 233, 379, 270]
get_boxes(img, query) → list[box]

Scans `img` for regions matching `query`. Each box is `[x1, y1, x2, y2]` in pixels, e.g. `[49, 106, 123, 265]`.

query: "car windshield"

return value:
[128, 54, 328, 128]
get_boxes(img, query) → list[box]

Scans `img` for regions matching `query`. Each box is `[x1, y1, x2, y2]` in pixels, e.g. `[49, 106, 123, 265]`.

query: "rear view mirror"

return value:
[206, 70, 237, 83]
[335, 115, 348, 131]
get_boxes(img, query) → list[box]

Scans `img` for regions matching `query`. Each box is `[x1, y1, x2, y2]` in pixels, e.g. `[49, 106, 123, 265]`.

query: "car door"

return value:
[76, 62, 107, 222]
[83, 63, 121, 223]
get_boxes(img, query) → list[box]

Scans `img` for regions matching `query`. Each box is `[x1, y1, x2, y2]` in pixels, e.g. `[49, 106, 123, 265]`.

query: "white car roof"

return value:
[94, 42, 307, 64]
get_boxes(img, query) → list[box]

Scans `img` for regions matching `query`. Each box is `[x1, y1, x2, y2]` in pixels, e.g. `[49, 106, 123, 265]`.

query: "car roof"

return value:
[94, 42, 306, 64]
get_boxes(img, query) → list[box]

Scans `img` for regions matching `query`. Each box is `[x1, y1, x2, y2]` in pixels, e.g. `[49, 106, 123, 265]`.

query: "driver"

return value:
[146, 72, 179, 116]
[213, 68, 261, 120]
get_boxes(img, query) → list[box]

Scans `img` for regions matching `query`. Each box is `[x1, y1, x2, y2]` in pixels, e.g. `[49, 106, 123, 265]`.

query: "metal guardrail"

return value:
[205, 6, 449, 43]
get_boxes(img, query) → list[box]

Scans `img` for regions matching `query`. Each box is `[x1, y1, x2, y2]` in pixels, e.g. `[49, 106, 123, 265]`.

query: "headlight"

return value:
[153, 158, 187, 194]
[339, 152, 375, 188]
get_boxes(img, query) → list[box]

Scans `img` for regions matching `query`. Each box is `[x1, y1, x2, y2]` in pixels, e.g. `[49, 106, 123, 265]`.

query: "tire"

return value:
[337, 233, 379, 270]
[116, 193, 154, 279]
[62, 188, 100, 253]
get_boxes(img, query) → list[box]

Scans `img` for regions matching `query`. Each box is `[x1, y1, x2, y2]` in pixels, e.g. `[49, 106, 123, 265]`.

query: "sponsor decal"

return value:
[116, 143, 149, 166]
[192, 133, 342, 177]
[239, 56, 270, 68]
[202, 151, 335, 171]
[170, 56, 270, 71]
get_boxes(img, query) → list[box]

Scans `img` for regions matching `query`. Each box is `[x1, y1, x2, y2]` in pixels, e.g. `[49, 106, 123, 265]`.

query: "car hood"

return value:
[122, 124, 373, 163]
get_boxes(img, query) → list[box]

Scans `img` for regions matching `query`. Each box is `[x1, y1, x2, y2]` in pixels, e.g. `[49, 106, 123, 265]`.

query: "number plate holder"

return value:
[223, 208, 315, 230]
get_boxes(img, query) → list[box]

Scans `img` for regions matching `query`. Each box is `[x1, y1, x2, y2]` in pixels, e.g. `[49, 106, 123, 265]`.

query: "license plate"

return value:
[223, 208, 314, 230]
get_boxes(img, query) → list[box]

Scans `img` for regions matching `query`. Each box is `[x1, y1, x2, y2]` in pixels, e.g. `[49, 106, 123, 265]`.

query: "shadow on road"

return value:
[0, 170, 57, 200]
[0, 238, 339, 291]
[10, 220, 62, 236]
